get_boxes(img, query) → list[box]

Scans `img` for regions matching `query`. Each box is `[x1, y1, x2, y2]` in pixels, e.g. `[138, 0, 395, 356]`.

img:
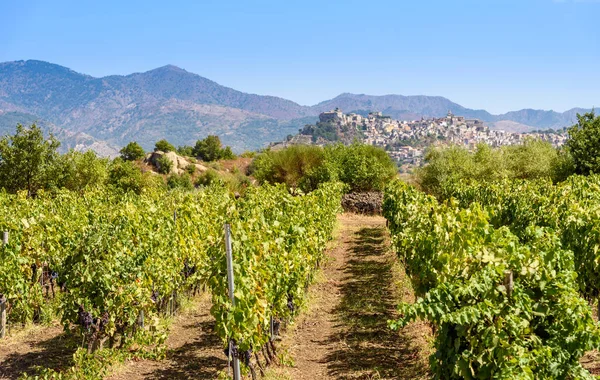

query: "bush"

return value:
[154, 139, 176, 153]
[156, 155, 173, 174]
[332, 143, 397, 192]
[167, 173, 194, 191]
[120, 142, 145, 161]
[417, 140, 571, 196]
[107, 159, 144, 194]
[250, 145, 329, 192]
[195, 169, 220, 187]
[193, 135, 236, 162]
[185, 164, 196, 175]
[250, 143, 396, 192]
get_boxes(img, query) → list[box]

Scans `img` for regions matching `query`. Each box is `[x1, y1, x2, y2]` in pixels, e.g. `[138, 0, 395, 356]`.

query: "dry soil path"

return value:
[270, 213, 430, 380]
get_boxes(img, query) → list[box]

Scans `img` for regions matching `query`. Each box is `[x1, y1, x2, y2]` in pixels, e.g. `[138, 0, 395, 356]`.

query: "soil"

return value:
[107, 292, 227, 380]
[268, 213, 431, 380]
[0, 321, 77, 379]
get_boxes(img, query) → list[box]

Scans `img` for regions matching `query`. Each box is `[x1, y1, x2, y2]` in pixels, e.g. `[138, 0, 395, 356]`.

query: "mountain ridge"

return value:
[0, 60, 594, 153]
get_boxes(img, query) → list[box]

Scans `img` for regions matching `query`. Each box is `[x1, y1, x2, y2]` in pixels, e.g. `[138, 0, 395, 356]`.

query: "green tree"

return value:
[57, 150, 109, 192]
[0, 123, 60, 196]
[566, 111, 600, 175]
[193, 135, 235, 162]
[120, 142, 145, 161]
[107, 158, 144, 194]
[177, 145, 194, 157]
[167, 173, 194, 190]
[154, 139, 176, 153]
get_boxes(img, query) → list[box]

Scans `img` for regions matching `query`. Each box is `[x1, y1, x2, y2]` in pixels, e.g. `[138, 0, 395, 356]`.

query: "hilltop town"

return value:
[275, 108, 567, 171]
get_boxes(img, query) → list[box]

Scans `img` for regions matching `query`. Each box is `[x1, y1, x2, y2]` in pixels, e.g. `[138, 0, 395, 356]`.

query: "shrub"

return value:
[119, 142, 145, 161]
[107, 158, 144, 194]
[156, 155, 173, 174]
[58, 150, 109, 192]
[195, 169, 220, 187]
[167, 173, 194, 191]
[186, 164, 196, 175]
[417, 140, 571, 196]
[177, 145, 194, 157]
[154, 139, 176, 153]
[250, 143, 396, 192]
[250, 145, 328, 192]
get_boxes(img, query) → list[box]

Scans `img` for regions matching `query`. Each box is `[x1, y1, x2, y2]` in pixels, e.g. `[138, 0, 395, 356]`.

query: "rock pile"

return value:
[341, 192, 383, 215]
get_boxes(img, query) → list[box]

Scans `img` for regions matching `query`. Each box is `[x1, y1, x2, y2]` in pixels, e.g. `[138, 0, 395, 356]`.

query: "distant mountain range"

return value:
[0, 60, 593, 155]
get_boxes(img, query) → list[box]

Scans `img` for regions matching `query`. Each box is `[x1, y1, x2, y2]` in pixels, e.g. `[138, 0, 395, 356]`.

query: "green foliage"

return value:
[167, 173, 194, 191]
[331, 143, 397, 192]
[0, 181, 342, 377]
[250, 143, 396, 192]
[417, 140, 571, 196]
[55, 150, 109, 192]
[384, 180, 600, 378]
[185, 164, 196, 175]
[176, 145, 194, 157]
[154, 139, 176, 153]
[239, 151, 256, 158]
[566, 111, 600, 175]
[250, 145, 328, 192]
[0, 123, 61, 196]
[155, 155, 173, 174]
[193, 135, 235, 162]
[107, 158, 145, 194]
[119, 142, 145, 161]
[301, 122, 340, 142]
[195, 169, 219, 187]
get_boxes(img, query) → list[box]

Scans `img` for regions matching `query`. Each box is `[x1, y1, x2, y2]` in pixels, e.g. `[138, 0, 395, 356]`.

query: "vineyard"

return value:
[0, 182, 343, 379]
[383, 177, 600, 378]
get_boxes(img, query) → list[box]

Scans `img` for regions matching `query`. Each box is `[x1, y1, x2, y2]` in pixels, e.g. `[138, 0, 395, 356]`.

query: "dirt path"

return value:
[107, 292, 226, 380]
[0, 322, 77, 379]
[271, 213, 430, 380]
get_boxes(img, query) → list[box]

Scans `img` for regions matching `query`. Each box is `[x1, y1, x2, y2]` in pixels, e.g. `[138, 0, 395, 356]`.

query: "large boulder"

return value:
[145, 151, 208, 175]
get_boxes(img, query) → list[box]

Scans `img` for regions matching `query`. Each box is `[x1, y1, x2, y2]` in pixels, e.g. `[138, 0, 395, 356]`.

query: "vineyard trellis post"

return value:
[0, 295, 6, 338]
[504, 270, 513, 299]
[1, 232, 6, 338]
[224, 223, 242, 380]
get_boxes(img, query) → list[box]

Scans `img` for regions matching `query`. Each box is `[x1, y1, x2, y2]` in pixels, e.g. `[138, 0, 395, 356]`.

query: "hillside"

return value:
[0, 60, 593, 154]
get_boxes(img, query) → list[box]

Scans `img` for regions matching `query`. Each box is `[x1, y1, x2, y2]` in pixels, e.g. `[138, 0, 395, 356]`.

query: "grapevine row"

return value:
[383, 180, 599, 379]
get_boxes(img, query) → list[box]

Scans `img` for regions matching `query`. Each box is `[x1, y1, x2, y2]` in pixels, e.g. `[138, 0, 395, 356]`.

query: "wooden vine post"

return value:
[224, 224, 241, 380]
[504, 270, 513, 299]
[1, 231, 7, 338]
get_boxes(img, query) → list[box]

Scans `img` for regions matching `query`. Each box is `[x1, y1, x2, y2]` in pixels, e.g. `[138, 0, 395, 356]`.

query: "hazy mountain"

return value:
[0, 60, 593, 155]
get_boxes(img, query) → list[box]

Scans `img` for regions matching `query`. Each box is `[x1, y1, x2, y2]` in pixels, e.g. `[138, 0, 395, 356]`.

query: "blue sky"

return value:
[0, 0, 599, 113]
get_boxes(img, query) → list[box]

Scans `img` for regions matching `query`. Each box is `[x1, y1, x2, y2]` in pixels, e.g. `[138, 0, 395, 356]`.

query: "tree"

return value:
[154, 139, 176, 153]
[566, 111, 600, 175]
[0, 124, 60, 196]
[107, 158, 144, 194]
[120, 142, 145, 161]
[193, 135, 235, 162]
[177, 145, 194, 157]
[57, 150, 109, 192]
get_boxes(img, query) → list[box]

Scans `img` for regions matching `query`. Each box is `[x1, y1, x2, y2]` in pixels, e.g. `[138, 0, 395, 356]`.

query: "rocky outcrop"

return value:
[341, 192, 383, 215]
[144, 151, 208, 175]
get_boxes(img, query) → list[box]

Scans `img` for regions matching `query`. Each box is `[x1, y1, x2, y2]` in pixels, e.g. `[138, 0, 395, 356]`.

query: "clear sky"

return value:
[1, 0, 599, 114]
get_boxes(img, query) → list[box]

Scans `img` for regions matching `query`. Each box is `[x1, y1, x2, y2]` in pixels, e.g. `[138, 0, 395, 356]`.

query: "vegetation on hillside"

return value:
[250, 142, 397, 192]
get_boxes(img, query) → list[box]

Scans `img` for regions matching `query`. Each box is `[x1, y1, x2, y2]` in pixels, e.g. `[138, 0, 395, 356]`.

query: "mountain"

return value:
[0, 60, 593, 155]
